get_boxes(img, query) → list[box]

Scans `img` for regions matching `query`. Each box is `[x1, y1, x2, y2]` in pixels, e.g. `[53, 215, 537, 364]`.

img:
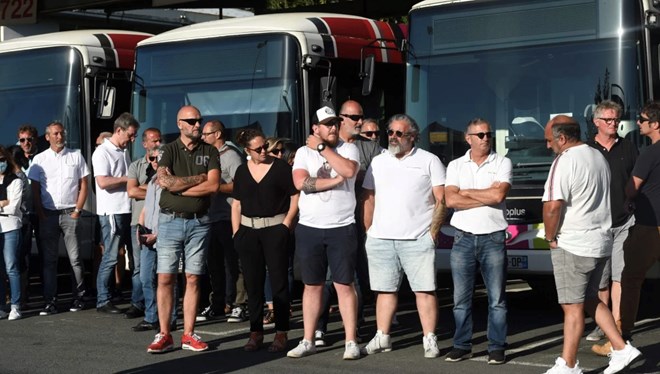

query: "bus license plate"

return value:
[508, 255, 528, 269]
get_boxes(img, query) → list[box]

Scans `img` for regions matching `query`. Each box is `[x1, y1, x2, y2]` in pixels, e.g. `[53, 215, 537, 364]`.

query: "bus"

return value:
[406, 0, 658, 293]
[0, 30, 151, 258]
[130, 13, 405, 153]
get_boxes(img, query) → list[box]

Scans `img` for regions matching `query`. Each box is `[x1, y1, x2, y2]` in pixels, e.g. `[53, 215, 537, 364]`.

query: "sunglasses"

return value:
[637, 114, 652, 123]
[468, 132, 494, 140]
[361, 131, 379, 137]
[179, 118, 203, 126]
[340, 114, 364, 122]
[247, 145, 267, 154]
[148, 156, 157, 162]
[387, 129, 412, 138]
[598, 117, 620, 124]
[19, 137, 34, 143]
[270, 149, 282, 155]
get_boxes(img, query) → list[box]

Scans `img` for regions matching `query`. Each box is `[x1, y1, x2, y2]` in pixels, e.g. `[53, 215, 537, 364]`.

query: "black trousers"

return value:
[234, 223, 290, 332]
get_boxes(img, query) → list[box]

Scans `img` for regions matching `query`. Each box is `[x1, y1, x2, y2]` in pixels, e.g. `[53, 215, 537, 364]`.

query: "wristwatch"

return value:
[316, 143, 326, 153]
[74, 208, 81, 214]
[544, 236, 556, 243]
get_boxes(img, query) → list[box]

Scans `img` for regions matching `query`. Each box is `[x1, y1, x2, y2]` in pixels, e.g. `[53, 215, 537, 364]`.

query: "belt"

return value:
[160, 208, 206, 220]
[45, 208, 76, 216]
[241, 214, 285, 229]
[456, 229, 504, 236]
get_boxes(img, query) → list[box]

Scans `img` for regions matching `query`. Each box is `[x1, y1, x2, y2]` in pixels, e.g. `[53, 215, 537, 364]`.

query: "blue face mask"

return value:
[0, 161, 7, 174]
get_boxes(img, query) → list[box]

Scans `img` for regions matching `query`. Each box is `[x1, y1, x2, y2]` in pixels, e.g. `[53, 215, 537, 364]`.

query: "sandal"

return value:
[268, 332, 288, 353]
[244, 331, 264, 352]
[263, 309, 275, 325]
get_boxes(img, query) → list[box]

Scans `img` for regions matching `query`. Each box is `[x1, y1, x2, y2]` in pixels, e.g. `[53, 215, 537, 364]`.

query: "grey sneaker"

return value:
[343, 340, 360, 360]
[314, 330, 326, 347]
[360, 330, 392, 355]
[603, 342, 642, 374]
[585, 326, 605, 342]
[423, 332, 439, 358]
[287, 339, 317, 358]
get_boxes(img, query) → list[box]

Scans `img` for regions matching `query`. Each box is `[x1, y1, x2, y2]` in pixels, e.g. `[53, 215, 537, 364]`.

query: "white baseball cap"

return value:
[315, 106, 343, 124]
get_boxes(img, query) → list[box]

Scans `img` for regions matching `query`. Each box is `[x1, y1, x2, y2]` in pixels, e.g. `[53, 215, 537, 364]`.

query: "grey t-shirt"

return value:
[127, 157, 151, 226]
[207, 143, 244, 222]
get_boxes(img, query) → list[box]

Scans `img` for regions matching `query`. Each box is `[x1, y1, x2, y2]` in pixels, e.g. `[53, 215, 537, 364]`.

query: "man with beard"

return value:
[287, 106, 361, 360]
[444, 118, 512, 365]
[29, 122, 89, 315]
[147, 105, 220, 354]
[360, 114, 446, 358]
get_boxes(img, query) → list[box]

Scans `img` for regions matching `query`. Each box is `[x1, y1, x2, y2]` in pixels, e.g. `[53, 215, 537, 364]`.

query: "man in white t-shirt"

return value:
[93, 113, 139, 314]
[287, 106, 361, 360]
[361, 114, 446, 358]
[444, 118, 512, 365]
[542, 115, 640, 374]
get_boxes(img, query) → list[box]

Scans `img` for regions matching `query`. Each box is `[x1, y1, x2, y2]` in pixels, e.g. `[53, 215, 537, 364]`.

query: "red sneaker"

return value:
[147, 333, 174, 353]
[181, 333, 208, 352]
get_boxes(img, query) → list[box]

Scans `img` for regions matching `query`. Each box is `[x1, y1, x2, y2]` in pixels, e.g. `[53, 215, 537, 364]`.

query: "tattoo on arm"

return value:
[157, 167, 174, 190]
[302, 177, 318, 193]
[181, 175, 204, 185]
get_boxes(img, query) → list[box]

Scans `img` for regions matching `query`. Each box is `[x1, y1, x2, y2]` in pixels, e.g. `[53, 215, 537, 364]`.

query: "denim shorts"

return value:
[365, 233, 436, 292]
[156, 213, 210, 275]
[294, 224, 357, 285]
[551, 247, 607, 304]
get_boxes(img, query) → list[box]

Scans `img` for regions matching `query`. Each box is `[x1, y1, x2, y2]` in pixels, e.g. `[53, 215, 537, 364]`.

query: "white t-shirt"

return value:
[446, 150, 512, 234]
[363, 147, 446, 239]
[293, 141, 359, 228]
[92, 138, 131, 215]
[542, 144, 612, 258]
[28, 147, 89, 210]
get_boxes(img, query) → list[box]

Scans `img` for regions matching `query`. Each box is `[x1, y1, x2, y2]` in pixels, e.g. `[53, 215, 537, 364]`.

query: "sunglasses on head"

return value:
[270, 149, 282, 155]
[340, 114, 364, 122]
[361, 131, 378, 137]
[19, 137, 34, 143]
[248, 146, 267, 154]
[179, 118, 203, 126]
[468, 132, 494, 140]
[387, 129, 412, 138]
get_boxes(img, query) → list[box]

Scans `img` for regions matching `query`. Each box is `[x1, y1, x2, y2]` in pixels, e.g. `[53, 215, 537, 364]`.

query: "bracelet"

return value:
[544, 237, 556, 243]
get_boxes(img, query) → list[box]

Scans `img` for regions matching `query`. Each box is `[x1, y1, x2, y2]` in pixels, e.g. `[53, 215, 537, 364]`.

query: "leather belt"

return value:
[160, 208, 206, 220]
[45, 208, 76, 216]
[241, 214, 285, 229]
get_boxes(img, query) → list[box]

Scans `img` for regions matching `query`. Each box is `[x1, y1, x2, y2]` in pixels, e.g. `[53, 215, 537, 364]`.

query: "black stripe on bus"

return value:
[93, 33, 117, 68]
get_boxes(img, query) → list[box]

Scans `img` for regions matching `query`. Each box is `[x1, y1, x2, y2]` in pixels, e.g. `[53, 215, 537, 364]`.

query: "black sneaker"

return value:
[227, 305, 248, 323]
[196, 306, 221, 322]
[39, 303, 58, 316]
[487, 349, 506, 365]
[70, 299, 84, 312]
[445, 348, 472, 362]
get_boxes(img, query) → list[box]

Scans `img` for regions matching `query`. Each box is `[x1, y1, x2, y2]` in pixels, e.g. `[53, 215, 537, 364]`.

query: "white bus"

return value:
[407, 0, 659, 293]
[131, 13, 406, 151]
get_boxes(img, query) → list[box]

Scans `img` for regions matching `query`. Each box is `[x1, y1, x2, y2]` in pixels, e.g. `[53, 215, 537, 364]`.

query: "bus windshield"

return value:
[132, 33, 300, 157]
[0, 47, 82, 149]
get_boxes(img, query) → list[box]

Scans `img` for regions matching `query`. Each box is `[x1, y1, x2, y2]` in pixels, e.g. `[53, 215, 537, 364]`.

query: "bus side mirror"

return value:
[97, 85, 116, 119]
[361, 54, 375, 96]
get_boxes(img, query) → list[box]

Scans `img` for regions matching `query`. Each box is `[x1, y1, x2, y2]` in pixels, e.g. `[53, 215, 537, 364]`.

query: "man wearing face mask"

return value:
[127, 128, 162, 328]
[28, 122, 89, 315]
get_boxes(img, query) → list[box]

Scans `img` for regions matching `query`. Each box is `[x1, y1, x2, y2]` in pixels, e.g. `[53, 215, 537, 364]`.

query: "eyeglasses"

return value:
[598, 117, 620, 124]
[201, 131, 217, 137]
[247, 145, 267, 154]
[148, 156, 157, 162]
[468, 132, 494, 140]
[18, 137, 34, 143]
[270, 149, 282, 156]
[179, 118, 203, 126]
[387, 129, 412, 138]
[340, 114, 364, 122]
[361, 131, 379, 137]
[637, 114, 651, 123]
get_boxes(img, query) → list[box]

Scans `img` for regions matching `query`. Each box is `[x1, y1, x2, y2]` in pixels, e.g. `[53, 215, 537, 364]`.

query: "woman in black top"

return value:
[232, 129, 299, 353]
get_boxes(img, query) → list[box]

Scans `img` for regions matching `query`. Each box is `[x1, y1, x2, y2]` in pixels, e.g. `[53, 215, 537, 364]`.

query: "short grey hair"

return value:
[114, 112, 140, 132]
[387, 114, 420, 136]
[594, 100, 622, 119]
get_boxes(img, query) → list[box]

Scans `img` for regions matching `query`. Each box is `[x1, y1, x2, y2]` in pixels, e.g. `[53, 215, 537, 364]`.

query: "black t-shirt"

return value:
[632, 141, 660, 226]
[158, 138, 220, 214]
[589, 137, 638, 227]
[232, 158, 297, 218]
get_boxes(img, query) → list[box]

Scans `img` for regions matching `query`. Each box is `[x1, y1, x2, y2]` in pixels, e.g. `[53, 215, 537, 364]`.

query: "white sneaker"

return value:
[423, 332, 440, 358]
[604, 342, 642, 374]
[314, 330, 326, 347]
[585, 326, 605, 341]
[544, 357, 583, 374]
[8, 306, 21, 321]
[360, 330, 392, 355]
[0, 310, 8, 319]
[343, 340, 360, 360]
[287, 339, 316, 358]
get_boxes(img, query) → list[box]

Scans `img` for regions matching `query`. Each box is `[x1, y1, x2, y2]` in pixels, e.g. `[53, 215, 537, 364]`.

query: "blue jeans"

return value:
[450, 229, 508, 352]
[96, 213, 131, 308]
[41, 212, 86, 302]
[140, 243, 177, 324]
[156, 214, 209, 275]
[130, 225, 144, 310]
[0, 229, 21, 306]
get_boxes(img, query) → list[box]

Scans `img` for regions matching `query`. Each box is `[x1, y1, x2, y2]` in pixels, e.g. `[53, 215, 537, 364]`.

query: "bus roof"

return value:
[411, 0, 478, 11]
[0, 30, 152, 69]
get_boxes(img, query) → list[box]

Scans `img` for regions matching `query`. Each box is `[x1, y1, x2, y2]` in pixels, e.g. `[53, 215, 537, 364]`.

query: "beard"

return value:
[388, 143, 402, 155]
[324, 134, 339, 147]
